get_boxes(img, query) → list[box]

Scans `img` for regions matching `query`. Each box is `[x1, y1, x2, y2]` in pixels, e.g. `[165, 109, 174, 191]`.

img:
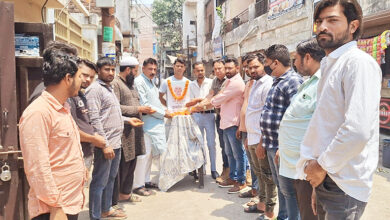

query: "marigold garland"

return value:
[167, 79, 189, 101]
[169, 109, 191, 117]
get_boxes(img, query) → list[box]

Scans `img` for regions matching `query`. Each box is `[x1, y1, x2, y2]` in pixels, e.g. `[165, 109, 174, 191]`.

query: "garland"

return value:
[167, 79, 189, 101]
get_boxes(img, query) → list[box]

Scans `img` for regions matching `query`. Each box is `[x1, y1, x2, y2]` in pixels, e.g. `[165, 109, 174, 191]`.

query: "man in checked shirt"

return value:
[257, 44, 303, 219]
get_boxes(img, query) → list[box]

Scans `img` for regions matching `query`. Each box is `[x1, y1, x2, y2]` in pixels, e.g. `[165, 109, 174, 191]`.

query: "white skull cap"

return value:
[120, 53, 139, 66]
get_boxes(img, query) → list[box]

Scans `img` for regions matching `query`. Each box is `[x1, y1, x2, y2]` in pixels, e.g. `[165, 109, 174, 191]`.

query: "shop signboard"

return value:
[268, 0, 305, 20]
[380, 98, 390, 129]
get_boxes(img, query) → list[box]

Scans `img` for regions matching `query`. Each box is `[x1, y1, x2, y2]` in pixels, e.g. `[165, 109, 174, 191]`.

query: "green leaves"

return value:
[152, 0, 185, 50]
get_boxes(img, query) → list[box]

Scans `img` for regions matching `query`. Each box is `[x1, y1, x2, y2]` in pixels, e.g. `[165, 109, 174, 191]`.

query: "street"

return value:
[78, 132, 390, 220]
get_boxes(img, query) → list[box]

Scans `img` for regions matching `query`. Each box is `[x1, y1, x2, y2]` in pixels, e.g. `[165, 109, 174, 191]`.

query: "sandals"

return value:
[145, 182, 159, 189]
[133, 187, 156, 196]
[244, 204, 264, 213]
[239, 190, 255, 198]
[101, 209, 127, 219]
[118, 194, 142, 203]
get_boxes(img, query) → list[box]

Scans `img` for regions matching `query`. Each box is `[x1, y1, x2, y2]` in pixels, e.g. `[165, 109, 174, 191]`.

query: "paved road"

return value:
[79, 132, 390, 220]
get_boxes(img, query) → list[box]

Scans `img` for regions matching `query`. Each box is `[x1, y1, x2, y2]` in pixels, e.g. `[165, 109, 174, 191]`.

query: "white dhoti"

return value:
[159, 115, 206, 192]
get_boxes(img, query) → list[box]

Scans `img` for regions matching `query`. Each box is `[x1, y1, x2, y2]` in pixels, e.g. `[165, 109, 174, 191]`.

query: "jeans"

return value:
[267, 148, 288, 219]
[216, 114, 228, 168]
[316, 175, 367, 220]
[223, 126, 246, 184]
[192, 113, 217, 171]
[89, 148, 121, 220]
[279, 175, 300, 220]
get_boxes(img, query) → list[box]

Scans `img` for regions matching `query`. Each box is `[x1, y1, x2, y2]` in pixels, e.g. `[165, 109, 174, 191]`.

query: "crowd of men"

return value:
[19, 0, 382, 219]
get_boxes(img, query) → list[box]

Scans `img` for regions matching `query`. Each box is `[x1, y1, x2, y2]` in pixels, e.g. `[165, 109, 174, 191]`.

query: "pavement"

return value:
[78, 131, 390, 220]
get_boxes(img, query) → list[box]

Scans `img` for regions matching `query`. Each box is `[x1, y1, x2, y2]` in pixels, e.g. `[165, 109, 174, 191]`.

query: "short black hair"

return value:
[224, 57, 239, 66]
[42, 41, 78, 62]
[314, 0, 363, 40]
[97, 57, 115, 69]
[79, 59, 97, 73]
[192, 61, 204, 69]
[246, 53, 266, 65]
[42, 50, 80, 86]
[119, 65, 136, 72]
[174, 57, 186, 65]
[241, 54, 249, 63]
[212, 59, 225, 66]
[296, 39, 326, 62]
[264, 44, 291, 67]
[143, 58, 158, 67]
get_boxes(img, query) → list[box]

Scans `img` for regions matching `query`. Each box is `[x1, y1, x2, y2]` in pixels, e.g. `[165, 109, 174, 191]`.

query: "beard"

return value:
[126, 73, 135, 87]
[316, 27, 350, 50]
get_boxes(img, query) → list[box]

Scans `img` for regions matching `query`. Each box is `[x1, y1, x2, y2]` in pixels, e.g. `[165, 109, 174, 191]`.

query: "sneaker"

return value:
[228, 182, 247, 194]
[218, 178, 236, 188]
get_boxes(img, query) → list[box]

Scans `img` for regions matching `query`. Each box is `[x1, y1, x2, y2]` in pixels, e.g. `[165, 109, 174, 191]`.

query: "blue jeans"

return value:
[89, 148, 121, 220]
[267, 148, 288, 220]
[279, 175, 300, 220]
[192, 113, 217, 171]
[216, 114, 228, 168]
[223, 126, 246, 184]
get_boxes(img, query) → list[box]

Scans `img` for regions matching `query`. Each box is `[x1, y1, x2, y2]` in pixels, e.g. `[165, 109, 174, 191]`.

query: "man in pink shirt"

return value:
[19, 47, 85, 220]
[211, 57, 246, 194]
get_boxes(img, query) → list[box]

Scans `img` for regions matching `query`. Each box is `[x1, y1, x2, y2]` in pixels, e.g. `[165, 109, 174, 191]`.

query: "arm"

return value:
[317, 59, 381, 174]
[79, 129, 106, 149]
[112, 82, 140, 117]
[86, 87, 109, 145]
[159, 92, 167, 107]
[19, 112, 63, 208]
[211, 80, 243, 107]
[135, 81, 165, 119]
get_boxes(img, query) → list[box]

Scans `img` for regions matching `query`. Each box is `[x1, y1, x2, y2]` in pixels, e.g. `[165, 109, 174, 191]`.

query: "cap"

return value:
[120, 54, 139, 66]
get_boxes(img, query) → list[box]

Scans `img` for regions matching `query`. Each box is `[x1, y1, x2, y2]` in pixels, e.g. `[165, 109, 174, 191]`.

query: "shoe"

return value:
[228, 182, 247, 194]
[218, 178, 236, 188]
[189, 170, 198, 180]
[246, 169, 252, 186]
[211, 171, 220, 179]
[216, 167, 229, 183]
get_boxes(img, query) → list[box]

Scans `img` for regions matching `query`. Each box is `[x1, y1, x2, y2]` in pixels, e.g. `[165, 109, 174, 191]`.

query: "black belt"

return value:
[199, 110, 215, 114]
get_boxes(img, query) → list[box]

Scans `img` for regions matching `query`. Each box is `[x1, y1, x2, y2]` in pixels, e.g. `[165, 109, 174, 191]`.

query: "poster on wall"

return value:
[268, 0, 305, 20]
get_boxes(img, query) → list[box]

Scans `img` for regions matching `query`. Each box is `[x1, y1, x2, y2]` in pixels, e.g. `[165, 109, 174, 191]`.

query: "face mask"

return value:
[264, 65, 273, 75]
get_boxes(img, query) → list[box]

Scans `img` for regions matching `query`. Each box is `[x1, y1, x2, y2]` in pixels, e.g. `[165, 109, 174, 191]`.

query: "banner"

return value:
[268, 0, 305, 20]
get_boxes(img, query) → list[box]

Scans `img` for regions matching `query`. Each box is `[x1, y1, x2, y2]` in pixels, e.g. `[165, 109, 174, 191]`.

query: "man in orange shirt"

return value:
[19, 47, 85, 220]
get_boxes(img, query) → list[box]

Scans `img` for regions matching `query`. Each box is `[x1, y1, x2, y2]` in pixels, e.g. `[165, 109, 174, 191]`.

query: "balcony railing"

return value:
[223, 8, 249, 33]
[255, 0, 268, 18]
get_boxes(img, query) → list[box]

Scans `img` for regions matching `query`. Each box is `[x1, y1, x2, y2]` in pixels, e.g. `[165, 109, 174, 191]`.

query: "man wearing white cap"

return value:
[111, 54, 156, 204]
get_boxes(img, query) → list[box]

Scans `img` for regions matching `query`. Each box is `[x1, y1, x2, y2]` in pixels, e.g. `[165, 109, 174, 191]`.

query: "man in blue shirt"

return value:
[258, 44, 303, 219]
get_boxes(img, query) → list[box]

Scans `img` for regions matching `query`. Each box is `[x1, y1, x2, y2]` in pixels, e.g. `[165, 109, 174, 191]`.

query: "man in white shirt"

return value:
[243, 53, 275, 215]
[296, 0, 382, 219]
[187, 62, 219, 179]
[159, 58, 191, 113]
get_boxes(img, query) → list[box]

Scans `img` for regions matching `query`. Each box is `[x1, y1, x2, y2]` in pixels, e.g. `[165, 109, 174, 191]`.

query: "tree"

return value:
[152, 0, 185, 50]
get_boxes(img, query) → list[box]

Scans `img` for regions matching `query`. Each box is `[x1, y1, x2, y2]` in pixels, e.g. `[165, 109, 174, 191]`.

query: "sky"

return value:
[138, 0, 154, 5]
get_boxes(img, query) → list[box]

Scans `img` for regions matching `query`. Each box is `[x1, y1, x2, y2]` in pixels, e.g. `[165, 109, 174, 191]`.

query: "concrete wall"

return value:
[183, 1, 198, 48]
[225, 0, 254, 21]
[137, 4, 157, 65]
[115, 0, 131, 34]
[360, 0, 390, 16]
[223, 1, 313, 57]
[6, 0, 67, 22]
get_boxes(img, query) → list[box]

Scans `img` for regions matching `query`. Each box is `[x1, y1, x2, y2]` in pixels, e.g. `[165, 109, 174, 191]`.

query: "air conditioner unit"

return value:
[96, 0, 115, 8]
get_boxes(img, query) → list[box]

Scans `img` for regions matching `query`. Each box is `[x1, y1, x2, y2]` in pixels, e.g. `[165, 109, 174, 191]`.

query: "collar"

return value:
[328, 41, 357, 59]
[97, 78, 113, 89]
[228, 73, 241, 81]
[259, 74, 272, 83]
[276, 68, 294, 80]
[41, 91, 68, 112]
[312, 69, 321, 79]
[141, 73, 153, 83]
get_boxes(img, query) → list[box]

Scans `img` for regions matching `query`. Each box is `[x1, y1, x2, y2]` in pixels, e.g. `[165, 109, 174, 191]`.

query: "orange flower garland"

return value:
[168, 109, 191, 117]
[167, 79, 189, 101]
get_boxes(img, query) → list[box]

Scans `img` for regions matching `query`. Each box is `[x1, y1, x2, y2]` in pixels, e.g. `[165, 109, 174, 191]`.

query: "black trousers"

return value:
[294, 179, 317, 220]
[112, 150, 137, 205]
[32, 213, 78, 220]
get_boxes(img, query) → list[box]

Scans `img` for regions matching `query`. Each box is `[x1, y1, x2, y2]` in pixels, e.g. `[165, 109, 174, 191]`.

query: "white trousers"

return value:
[133, 133, 160, 189]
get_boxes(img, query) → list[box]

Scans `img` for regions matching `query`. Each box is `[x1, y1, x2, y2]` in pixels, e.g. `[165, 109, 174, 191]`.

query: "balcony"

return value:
[255, 0, 268, 18]
[223, 9, 249, 33]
